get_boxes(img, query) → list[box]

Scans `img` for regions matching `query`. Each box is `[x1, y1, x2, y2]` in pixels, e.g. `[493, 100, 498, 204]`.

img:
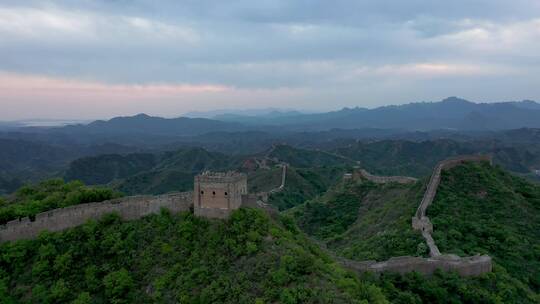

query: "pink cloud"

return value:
[0, 73, 230, 98]
[0, 72, 307, 120]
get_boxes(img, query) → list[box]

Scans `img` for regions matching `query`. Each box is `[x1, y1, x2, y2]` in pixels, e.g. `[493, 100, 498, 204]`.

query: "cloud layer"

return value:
[1, 1, 539, 119]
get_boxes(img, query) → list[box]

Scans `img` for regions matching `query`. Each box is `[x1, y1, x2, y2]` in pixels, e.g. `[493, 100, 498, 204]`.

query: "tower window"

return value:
[224, 192, 228, 196]
[201, 190, 204, 195]
[212, 191, 216, 195]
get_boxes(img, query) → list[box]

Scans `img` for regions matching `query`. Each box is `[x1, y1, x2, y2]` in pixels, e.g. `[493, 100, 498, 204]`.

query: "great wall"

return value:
[342, 155, 493, 276]
[0, 156, 493, 277]
[353, 169, 418, 184]
[0, 192, 193, 242]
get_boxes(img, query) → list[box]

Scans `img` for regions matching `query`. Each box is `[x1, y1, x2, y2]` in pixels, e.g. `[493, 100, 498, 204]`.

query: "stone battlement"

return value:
[195, 171, 247, 183]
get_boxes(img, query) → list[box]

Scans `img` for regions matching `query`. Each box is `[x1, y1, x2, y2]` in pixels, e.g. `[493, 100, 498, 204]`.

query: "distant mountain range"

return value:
[25, 97, 540, 137]
[210, 97, 540, 131]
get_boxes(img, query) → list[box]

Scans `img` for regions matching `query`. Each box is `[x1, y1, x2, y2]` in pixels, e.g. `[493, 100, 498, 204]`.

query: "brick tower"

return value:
[193, 171, 247, 218]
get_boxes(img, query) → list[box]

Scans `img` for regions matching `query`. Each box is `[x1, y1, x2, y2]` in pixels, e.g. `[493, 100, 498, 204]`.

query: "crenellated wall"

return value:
[0, 192, 193, 242]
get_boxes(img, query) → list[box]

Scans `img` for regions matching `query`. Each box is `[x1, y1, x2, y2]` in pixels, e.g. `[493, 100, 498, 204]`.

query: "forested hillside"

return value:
[289, 179, 426, 261]
[0, 208, 387, 303]
[429, 162, 540, 298]
[333, 139, 540, 177]
[249, 166, 348, 210]
[0, 179, 121, 225]
[289, 164, 540, 303]
[1, 163, 539, 303]
[65, 148, 239, 195]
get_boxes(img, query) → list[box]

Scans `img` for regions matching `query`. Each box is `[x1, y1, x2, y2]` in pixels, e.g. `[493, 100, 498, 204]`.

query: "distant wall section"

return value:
[354, 169, 418, 184]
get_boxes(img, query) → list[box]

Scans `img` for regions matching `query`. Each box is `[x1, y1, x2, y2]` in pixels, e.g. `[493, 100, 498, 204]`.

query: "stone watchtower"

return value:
[193, 171, 247, 218]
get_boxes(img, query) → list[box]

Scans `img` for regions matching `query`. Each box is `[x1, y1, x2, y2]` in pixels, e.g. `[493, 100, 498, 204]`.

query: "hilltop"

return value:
[429, 162, 540, 295]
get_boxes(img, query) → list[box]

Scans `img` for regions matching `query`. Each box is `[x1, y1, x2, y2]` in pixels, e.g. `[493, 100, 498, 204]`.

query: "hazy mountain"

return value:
[212, 97, 540, 131]
[183, 107, 303, 118]
[56, 114, 247, 137]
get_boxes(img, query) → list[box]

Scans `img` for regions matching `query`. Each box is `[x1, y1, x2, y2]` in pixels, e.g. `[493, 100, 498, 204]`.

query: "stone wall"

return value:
[335, 155, 493, 277]
[412, 155, 492, 257]
[241, 194, 279, 217]
[269, 164, 287, 194]
[415, 155, 492, 219]
[343, 255, 492, 277]
[354, 169, 417, 184]
[0, 192, 193, 242]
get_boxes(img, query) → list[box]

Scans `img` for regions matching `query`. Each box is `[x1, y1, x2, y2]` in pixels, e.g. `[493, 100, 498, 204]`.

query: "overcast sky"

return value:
[1, 0, 540, 120]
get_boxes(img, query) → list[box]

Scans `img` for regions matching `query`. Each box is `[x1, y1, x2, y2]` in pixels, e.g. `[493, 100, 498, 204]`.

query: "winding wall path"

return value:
[412, 155, 492, 257]
[336, 155, 493, 276]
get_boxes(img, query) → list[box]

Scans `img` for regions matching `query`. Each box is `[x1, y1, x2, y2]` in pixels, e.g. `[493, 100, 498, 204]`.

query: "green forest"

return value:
[0, 179, 121, 225]
[0, 208, 388, 303]
[0, 162, 539, 303]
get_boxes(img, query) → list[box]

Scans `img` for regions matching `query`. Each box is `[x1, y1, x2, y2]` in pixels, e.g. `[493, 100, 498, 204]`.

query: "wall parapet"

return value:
[0, 192, 193, 242]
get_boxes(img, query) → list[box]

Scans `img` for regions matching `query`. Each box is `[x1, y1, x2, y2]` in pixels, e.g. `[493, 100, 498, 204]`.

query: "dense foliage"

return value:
[0, 208, 388, 303]
[291, 181, 374, 239]
[114, 169, 195, 195]
[0, 179, 121, 225]
[333, 139, 540, 177]
[268, 145, 354, 168]
[290, 179, 426, 261]
[428, 162, 540, 300]
[290, 163, 540, 303]
[65, 148, 238, 195]
[65, 153, 157, 185]
[368, 266, 536, 304]
[249, 166, 348, 211]
[273, 167, 349, 211]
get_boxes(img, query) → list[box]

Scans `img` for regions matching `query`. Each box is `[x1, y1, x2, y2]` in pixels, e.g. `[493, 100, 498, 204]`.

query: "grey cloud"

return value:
[0, 0, 539, 109]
